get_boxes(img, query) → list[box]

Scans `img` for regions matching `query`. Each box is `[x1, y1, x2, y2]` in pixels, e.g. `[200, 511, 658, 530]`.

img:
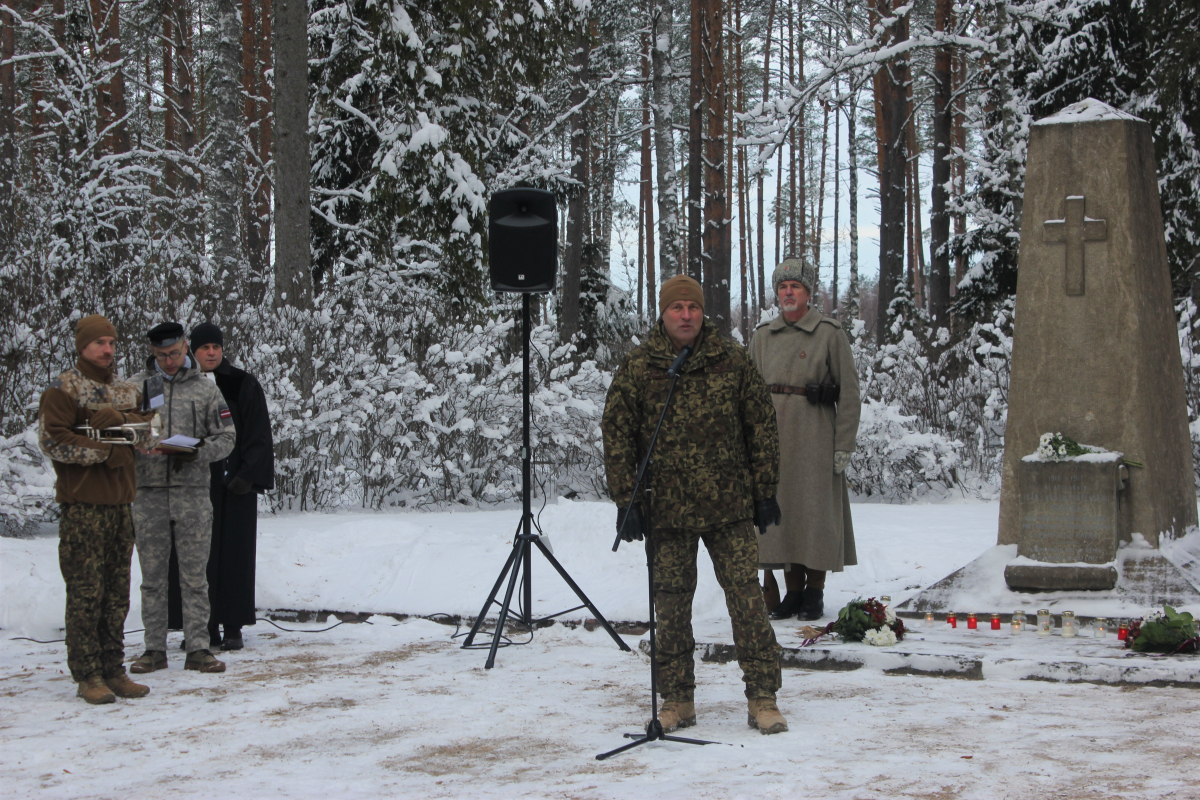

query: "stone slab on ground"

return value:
[672, 623, 1200, 688]
[899, 542, 1200, 617]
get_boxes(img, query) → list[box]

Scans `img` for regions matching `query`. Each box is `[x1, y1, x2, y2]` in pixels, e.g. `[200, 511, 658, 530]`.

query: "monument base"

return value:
[1004, 563, 1118, 591]
[897, 541, 1200, 615]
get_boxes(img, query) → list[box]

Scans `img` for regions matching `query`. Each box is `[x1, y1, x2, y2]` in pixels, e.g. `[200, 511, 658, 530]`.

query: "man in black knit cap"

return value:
[189, 322, 274, 650]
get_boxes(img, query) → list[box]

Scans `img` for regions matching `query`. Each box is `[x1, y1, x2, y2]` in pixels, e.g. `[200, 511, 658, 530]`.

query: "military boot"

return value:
[656, 700, 696, 733]
[798, 587, 824, 621]
[184, 649, 226, 673]
[76, 675, 116, 705]
[105, 672, 150, 698]
[769, 592, 804, 620]
[130, 650, 168, 674]
[747, 697, 788, 734]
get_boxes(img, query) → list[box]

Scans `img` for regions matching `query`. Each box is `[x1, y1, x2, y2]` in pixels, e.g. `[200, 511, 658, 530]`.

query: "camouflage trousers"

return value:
[653, 519, 782, 701]
[133, 488, 212, 655]
[58, 502, 135, 682]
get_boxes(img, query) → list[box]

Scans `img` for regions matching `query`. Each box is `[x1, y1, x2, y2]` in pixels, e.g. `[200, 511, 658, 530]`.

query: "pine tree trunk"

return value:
[650, 0, 680, 285]
[0, 0, 16, 244]
[928, 0, 953, 323]
[872, 0, 908, 341]
[687, 0, 703, 284]
[274, 0, 311, 309]
[757, 0, 775, 311]
[847, 90, 860, 322]
[641, 25, 656, 320]
[700, 0, 729, 333]
[208, 0, 242, 320]
[561, 23, 589, 342]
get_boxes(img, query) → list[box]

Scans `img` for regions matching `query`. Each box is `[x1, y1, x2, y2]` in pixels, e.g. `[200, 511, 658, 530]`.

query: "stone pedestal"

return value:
[997, 100, 1196, 550]
[1005, 460, 1126, 591]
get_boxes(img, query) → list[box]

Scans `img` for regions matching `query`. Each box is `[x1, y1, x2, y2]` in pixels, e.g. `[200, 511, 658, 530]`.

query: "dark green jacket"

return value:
[602, 318, 780, 530]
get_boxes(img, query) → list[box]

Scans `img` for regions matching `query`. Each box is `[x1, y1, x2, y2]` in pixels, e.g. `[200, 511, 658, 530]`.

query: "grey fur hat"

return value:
[772, 256, 817, 295]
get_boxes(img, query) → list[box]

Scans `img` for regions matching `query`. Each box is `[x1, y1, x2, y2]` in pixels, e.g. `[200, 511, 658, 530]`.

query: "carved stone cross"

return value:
[1043, 195, 1108, 296]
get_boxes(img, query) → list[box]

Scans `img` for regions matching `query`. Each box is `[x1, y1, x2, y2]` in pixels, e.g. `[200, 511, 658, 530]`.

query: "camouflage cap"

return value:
[772, 257, 817, 295]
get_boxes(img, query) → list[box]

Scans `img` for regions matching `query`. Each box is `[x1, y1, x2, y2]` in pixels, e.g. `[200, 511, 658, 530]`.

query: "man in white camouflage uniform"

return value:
[129, 323, 235, 675]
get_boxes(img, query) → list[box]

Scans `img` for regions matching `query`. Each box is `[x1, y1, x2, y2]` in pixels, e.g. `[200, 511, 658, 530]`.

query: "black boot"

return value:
[221, 627, 244, 651]
[798, 588, 824, 621]
[208, 624, 223, 649]
[769, 592, 804, 620]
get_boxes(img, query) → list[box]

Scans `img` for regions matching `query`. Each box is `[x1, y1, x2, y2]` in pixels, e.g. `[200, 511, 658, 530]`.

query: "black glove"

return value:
[90, 407, 126, 429]
[616, 505, 645, 542]
[753, 496, 782, 535]
[171, 438, 205, 471]
[227, 475, 254, 495]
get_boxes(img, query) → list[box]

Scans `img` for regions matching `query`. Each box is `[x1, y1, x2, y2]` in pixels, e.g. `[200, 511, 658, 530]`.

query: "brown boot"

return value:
[76, 675, 116, 705]
[130, 650, 168, 674]
[656, 700, 696, 733]
[747, 697, 788, 734]
[184, 649, 226, 673]
[105, 672, 150, 698]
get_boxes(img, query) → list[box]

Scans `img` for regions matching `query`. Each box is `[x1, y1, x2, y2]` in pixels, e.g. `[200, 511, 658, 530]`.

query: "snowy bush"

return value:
[0, 428, 55, 537]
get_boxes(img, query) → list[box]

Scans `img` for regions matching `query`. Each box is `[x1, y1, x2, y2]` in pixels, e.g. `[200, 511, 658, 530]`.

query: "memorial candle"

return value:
[1012, 611, 1027, 633]
[924, 612, 935, 628]
[1117, 620, 1129, 641]
[990, 613, 1002, 630]
[1062, 611, 1077, 637]
[1094, 617, 1107, 638]
[1037, 609, 1052, 635]
[967, 613, 978, 630]
[948, 612, 958, 629]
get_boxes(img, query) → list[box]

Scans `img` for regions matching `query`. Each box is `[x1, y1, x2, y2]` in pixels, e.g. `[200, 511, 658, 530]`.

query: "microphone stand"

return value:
[597, 345, 718, 761]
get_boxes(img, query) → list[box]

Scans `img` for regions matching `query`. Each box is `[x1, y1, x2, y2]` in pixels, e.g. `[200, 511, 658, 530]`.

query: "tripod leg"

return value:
[485, 537, 529, 669]
[462, 541, 522, 647]
[532, 538, 632, 652]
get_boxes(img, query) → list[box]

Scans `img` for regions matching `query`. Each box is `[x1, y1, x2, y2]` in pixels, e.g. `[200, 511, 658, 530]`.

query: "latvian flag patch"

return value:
[220, 408, 232, 420]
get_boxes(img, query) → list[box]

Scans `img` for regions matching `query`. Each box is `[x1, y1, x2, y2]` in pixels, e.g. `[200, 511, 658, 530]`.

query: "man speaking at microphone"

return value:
[601, 274, 788, 735]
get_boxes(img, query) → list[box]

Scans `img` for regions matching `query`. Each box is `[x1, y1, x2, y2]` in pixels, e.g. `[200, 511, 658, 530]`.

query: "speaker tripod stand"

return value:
[462, 294, 630, 668]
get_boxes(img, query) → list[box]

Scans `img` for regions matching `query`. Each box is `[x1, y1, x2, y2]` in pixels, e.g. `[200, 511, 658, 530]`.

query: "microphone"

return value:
[667, 345, 693, 378]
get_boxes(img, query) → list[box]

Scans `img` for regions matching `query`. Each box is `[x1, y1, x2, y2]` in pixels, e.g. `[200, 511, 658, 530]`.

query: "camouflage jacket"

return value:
[131, 358, 235, 489]
[602, 318, 780, 531]
[38, 358, 158, 505]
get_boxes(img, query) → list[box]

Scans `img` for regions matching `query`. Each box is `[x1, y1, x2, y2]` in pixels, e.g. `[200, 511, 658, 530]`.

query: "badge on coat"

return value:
[799, 351, 807, 359]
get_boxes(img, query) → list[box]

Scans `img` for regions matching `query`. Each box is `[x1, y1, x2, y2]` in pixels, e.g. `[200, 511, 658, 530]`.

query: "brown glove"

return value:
[106, 444, 135, 469]
[90, 407, 126, 429]
[171, 439, 205, 471]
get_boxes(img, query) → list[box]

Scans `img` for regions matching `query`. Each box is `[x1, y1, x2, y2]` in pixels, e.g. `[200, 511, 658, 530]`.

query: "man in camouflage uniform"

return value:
[602, 274, 788, 735]
[38, 314, 161, 704]
[129, 323, 235, 675]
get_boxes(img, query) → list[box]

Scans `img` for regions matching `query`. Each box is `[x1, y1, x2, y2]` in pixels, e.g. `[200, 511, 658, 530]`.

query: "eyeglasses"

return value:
[154, 350, 187, 363]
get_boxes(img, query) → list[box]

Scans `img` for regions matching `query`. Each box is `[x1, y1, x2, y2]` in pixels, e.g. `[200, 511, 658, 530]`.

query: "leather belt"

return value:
[767, 383, 807, 396]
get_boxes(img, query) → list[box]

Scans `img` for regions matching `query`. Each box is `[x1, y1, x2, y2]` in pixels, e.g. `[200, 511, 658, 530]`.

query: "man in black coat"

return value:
[187, 322, 274, 650]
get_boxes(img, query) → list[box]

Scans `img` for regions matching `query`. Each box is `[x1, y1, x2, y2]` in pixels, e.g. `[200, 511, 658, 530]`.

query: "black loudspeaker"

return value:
[489, 188, 557, 294]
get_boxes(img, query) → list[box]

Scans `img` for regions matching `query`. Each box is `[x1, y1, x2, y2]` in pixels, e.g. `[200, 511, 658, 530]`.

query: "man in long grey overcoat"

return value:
[748, 257, 861, 621]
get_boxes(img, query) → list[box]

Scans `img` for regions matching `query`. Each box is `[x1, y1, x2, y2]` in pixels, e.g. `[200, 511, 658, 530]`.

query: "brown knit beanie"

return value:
[74, 314, 118, 353]
[659, 274, 705, 313]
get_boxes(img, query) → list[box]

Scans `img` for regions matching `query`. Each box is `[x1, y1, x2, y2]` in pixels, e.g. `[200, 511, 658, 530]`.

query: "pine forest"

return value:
[1, 0, 1198, 526]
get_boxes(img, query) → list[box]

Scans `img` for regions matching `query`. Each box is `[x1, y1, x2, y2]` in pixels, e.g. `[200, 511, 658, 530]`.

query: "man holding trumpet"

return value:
[38, 315, 162, 704]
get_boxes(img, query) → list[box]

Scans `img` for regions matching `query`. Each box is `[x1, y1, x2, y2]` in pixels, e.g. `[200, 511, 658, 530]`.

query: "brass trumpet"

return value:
[75, 422, 151, 444]
[75, 414, 162, 446]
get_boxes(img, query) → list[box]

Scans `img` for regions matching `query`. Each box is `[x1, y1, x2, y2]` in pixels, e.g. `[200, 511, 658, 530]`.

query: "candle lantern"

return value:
[1061, 611, 1077, 637]
[924, 612, 935, 627]
[948, 612, 958, 629]
[880, 596, 892, 607]
[967, 613, 978, 630]
[990, 613, 1002, 630]
[1012, 611, 1027, 633]
[1094, 617, 1107, 638]
[1117, 620, 1129, 641]
[1037, 609, 1052, 635]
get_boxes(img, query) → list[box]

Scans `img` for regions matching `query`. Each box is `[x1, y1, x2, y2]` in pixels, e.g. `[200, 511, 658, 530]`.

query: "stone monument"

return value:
[998, 98, 1197, 589]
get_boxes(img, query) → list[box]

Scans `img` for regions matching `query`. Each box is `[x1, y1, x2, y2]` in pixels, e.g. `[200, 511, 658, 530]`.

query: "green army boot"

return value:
[130, 650, 168, 674]
[656, 699, 696, 733]
[105, 672, 150, 698]
[184, 649, 226, 673]
[76, 675, 116, 705]
[747, 697, 788, 734]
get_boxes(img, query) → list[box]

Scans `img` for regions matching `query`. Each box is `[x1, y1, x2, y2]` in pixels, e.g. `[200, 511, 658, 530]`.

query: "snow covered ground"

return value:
[4, 499, 1200, 799]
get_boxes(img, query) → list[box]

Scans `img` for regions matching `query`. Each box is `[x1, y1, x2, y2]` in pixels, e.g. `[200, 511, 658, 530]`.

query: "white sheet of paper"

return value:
[159, 434, 200, 448]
